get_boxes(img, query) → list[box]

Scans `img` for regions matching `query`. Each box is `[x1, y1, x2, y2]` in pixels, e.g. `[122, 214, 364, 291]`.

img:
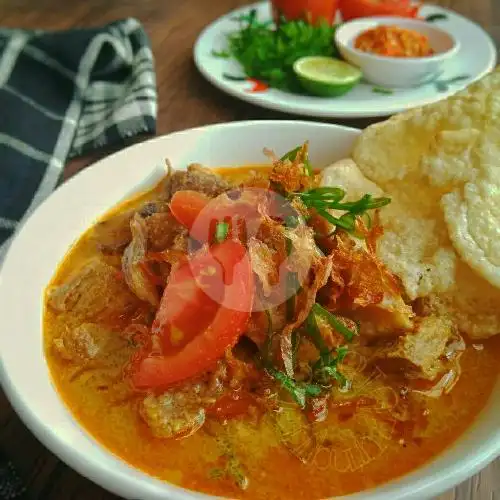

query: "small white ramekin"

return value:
[335, 17, 460, 88]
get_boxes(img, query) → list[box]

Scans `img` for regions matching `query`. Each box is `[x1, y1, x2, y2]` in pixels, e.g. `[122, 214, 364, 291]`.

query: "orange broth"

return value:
[44, 166, 500, 499]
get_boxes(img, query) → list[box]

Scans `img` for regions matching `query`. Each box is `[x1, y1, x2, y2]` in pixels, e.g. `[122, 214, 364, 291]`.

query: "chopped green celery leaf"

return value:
[312, 303, 358, 341]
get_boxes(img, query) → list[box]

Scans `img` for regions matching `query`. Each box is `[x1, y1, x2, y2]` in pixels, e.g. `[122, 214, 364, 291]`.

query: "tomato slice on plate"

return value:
[338, 0, 420, 21]
[131, 240, 254, 390]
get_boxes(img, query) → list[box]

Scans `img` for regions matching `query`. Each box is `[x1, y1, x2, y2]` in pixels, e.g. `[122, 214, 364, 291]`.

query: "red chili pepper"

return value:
[247, 78, 269, 93]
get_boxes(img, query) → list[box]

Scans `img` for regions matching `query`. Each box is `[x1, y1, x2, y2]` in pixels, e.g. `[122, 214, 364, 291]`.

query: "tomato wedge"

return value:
[153, 255, 223, 352]
[339, 0, 419, 21]
[169, 189, 264, 243]
[131, 240, 254, 389]
[170, 190, 212, 241]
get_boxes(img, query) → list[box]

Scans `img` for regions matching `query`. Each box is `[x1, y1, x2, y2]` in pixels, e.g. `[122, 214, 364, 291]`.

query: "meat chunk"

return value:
[140, 362, 228, 439]
[92, 210, 134, 253]
[371, 316, 463, 380]
[53, 322, 125, 362]
[47, 258, 137, 321]
[144, 211, 188, 252]
[141, 388, 207, 439]
[122, 214, 160, 307]
[92, 200, 171, 253]
[167, 164, 232, 199]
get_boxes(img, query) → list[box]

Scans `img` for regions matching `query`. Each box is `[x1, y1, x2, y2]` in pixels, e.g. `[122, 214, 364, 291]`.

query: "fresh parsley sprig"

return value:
[226, 9, 338, 93]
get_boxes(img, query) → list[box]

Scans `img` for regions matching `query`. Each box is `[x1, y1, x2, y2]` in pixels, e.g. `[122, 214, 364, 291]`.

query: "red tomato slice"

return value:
[339, 0, 419, 21]
[271, 0, 339, 25]
[153, 256, 222, 352]
[169, 190, 212, 241]
[131, 240, 254, 389]
[169, 189, 265, 243]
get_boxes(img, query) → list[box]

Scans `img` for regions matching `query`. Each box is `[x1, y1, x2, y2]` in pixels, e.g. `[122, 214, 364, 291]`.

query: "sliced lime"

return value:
[293, 56, 362, 97]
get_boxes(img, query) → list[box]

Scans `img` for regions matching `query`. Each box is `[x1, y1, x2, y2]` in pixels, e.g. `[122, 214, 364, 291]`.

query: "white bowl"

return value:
[0, 121, 499, 500]
[335, 17, 460, 88]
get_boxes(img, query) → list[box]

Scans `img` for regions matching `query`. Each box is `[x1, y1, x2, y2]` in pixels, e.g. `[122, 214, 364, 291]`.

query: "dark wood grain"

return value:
[0, 0, 498, 498]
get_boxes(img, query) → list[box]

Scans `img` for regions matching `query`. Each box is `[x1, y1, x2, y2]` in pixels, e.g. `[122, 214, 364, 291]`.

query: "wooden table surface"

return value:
[0, 0, 499, 499]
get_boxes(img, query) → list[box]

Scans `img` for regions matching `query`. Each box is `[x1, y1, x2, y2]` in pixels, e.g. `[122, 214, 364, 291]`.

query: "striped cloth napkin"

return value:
[0, 17, 157, 257]
[0, 18, 157, 498]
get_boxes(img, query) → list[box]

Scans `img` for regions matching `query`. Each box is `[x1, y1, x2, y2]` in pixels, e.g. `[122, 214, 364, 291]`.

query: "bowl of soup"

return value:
[1, 78, 500, 500]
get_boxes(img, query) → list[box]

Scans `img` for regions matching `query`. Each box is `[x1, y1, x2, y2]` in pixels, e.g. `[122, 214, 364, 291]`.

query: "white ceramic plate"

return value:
[193, 2, 497, 118]
[1, 121, 499, 500]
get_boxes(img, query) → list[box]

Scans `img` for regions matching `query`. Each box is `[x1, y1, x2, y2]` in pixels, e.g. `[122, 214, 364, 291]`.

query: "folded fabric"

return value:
[0, 18, 157, 253]
[0, 449, 24, 500]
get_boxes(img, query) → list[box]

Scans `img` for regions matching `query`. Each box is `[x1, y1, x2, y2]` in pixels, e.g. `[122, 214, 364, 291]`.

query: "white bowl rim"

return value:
[335, 16, 460, 63]
[0, 119, 499, 500]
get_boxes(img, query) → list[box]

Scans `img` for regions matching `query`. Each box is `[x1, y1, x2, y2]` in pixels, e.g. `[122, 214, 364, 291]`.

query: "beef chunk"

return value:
[140, 362, 228, 439]
[93, 200, 171, 253]
[53, 322, 125, 362]
[47, 258, 137, 321]
[145, 211, 188, 252]
[141, 388, 207, 439]
[92, 210, 134, 253]
[167, 164, 232, 199]
[371, 316, 463, 380]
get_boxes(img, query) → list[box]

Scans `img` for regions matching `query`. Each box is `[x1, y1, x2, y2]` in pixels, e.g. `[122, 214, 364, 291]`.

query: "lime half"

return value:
[293, 56, 362, 97]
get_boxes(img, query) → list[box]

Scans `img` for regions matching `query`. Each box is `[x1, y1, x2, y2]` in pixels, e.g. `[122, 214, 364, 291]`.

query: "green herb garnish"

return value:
[372, 86, 394, 95]
[280, 145, 313, 176]
[425, 13, 448, 22]
[222, 73, 247, 82]
[226, 9, 338, 93]
[215, 221, 229, 243]
[280, 146, 302, 162]
[311, 303, 358, 342]
[296, 187, 391, 233]
[313, 346, 349, 388]
[266, 364, 322, 407]
[434, 74, 470, 92]
[212, 49, 231, 58]
[305, 308, 350, 389]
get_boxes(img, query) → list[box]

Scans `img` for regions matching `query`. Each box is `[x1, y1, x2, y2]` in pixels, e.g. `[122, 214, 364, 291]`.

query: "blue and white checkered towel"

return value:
[0, 18, 156, 498]
[0, 17, 157, 254]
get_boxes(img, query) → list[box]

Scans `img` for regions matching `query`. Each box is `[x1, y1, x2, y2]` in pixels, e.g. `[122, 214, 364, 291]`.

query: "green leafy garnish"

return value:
[280, 146, 302, 162]
[266, 364, 322, 407]
[425, 13, 448, 22]
[215, 221, 229, 243]
[212, 49, 231, 58]
[434, 74, 470, 92]
[280, 145, 313, 176]
[372, 86, 394, 95]
[296, 187, 391, 233]
[313, 346, 349, 388]
[311, 303, 358, 342]
[305, 308, 350, 389]
[260, 329, 320, 407]
[222, 73, 247, 82]
[226, 9, 338, 93]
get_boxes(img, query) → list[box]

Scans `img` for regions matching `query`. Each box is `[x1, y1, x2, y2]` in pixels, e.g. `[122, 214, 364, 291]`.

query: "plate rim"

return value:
[193, 1, 498, 119]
